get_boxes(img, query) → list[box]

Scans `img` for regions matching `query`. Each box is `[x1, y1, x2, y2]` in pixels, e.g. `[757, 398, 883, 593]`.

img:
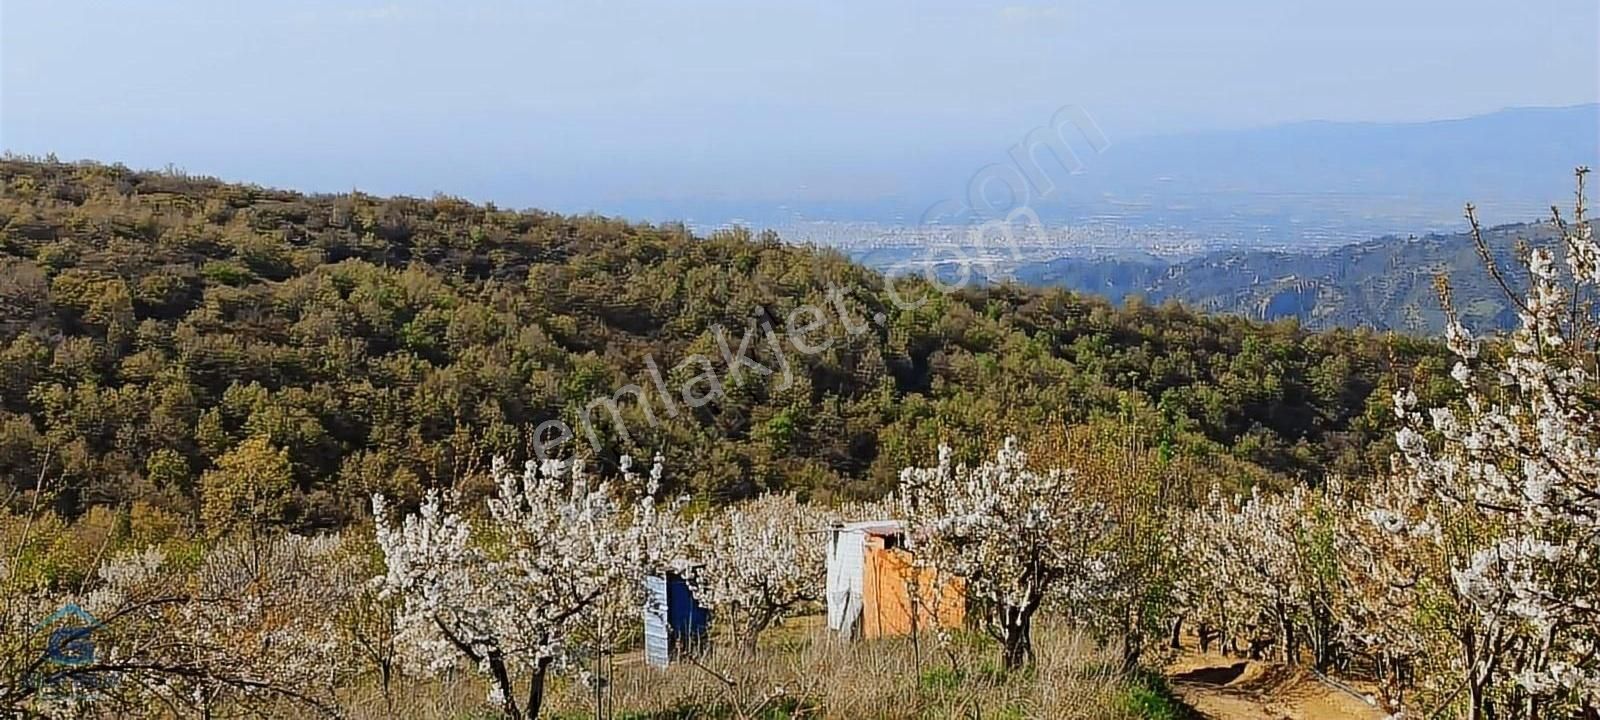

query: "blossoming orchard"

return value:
[0, 172, 1594, 718]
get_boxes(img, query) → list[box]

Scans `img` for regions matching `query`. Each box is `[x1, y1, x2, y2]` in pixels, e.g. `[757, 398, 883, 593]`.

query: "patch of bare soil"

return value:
[1165, 651, 1387, 720]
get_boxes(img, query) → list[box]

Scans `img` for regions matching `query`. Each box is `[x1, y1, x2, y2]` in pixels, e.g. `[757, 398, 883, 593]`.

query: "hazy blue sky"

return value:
[3, 1, 1597, 221]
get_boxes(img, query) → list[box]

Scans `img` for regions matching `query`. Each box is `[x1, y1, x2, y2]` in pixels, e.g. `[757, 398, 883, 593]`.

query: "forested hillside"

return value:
[0, 159, 1448, 530]
[1014, 222, 1557, 333]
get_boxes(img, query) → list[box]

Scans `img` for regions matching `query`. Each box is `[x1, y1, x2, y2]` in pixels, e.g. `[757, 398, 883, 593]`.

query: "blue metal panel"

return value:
[665, 574, 710, 647]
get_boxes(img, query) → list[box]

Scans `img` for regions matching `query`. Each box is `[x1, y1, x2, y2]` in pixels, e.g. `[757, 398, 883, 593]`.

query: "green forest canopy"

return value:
[0, 159, 1455, 532]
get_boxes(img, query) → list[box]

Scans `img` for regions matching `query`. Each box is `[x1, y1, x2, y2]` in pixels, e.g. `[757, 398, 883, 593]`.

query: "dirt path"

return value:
[1165, 652, 1387, 720]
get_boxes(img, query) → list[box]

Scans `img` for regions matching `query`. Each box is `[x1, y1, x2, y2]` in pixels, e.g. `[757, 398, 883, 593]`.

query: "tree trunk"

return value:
[740, 607, 779, 653]
[1001, 608, 1035, 671]
[487, 652, 524, 720]
[1198, 623, 1218, 654]
[379, 659, 395, 717]
[1002, 630, 1032, 671]
[1465, 648, 1491, 720]
[1310, 605, 1335, 672]
[1280, 612, 1296, 665]
[1122, 630, 1145, 674]
[526, 657, 552, 720]
[1463, 629, 1497, 720]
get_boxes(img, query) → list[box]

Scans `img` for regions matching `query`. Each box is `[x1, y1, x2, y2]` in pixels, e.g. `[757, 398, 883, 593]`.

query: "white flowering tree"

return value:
[1177, 485, 1339, 666]
[1062, 425, 1187, 674]
[688, 492, 832, 651]
[1346, 169, 1599, 718]
[573, 455, 694, 717]
[897, 437, 1113, 670]
[2, 535, 354, 719]
[1337, 475, 1442, 711]
[372, 454, 683, 720]
[1175, 488, 1262, 657]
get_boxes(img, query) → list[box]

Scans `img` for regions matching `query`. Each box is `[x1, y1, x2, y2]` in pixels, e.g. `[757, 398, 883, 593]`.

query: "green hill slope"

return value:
[0, 160, 1446, 528]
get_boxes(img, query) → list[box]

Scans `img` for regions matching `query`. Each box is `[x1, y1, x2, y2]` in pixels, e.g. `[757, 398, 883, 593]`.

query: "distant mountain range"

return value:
[1010, 222, 1560, 333]
[789, 104, 1598, 252]
[1039, 104, 1598, 244]
[828, 104, 1598, 334]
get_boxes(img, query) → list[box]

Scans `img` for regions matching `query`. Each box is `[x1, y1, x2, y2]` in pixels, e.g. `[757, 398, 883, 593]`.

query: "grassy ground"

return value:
[341, 617, 1179, 719]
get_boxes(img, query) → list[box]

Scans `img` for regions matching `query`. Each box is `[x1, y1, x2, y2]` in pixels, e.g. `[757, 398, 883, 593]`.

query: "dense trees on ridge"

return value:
[0, 158, 1441, 533]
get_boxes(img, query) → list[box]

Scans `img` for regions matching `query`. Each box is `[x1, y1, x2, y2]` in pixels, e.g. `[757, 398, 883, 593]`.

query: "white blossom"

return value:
[897, 437, 1114, 669]
[372, 453, 685, 720]
[1344, 174, 1599, 717]
[687, 493, 833, 649]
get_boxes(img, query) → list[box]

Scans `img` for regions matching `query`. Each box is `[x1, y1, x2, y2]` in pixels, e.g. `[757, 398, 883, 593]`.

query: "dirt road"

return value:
[1166, 653, 1388, 720]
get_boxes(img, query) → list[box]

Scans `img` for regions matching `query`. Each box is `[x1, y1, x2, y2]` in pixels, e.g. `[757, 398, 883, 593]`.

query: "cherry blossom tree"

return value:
[1173, 488, 1260, 656]
[1336, 474, 1442, 711]
[573, 455, 695, 717]
[1177, 485, 1340, 665]
[1046, 425, 1186, 674]
[897, 437, 1113, 670]
[372, 454, 684, 720]
[1345, 169, 1599, 719]
[2, 535, 355, 718]
[688, 492, 833, 651]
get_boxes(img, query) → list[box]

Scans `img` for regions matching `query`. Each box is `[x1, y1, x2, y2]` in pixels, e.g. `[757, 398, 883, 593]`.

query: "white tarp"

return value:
[826, 521, 900, 633]
[825, 527, 864, 632]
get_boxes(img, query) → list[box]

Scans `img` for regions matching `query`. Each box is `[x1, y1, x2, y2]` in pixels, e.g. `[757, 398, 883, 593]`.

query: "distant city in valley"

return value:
[666, 104, 1597, 334]
[689, 104, 1596, 258]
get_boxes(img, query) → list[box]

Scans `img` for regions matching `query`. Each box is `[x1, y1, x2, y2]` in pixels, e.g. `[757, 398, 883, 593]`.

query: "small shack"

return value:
[825, 520, 964, 640]
[643, 573, 709, 668]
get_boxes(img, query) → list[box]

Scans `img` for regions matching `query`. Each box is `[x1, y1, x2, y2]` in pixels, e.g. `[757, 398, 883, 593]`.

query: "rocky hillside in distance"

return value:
[1015, 222, 1557, 333]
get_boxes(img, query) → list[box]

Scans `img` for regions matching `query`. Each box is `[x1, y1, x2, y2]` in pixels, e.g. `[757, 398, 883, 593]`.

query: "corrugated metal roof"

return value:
[836, 519, 904, 535]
